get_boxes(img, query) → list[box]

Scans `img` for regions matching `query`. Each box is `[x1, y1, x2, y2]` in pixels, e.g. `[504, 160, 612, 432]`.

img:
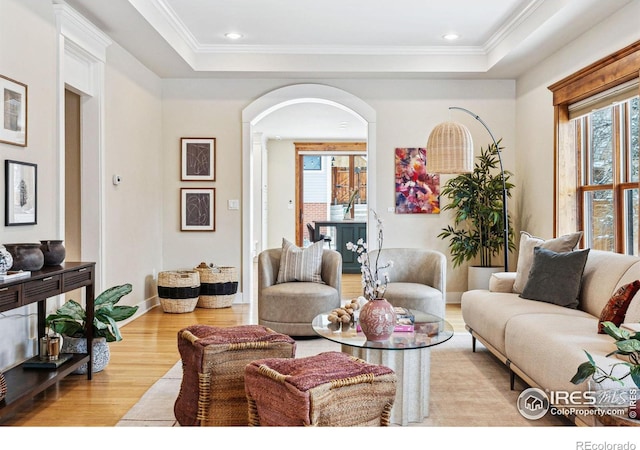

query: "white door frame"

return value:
[55, 4, 112, 293]
[241, 84, 377, 305]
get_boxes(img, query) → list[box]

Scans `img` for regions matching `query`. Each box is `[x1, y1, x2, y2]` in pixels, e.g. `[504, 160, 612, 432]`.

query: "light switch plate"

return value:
[228, 199, 240, 210]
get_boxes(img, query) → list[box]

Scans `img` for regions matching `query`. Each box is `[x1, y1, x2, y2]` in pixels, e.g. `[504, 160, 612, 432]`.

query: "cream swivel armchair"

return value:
[368, 248, 446, 318]
[258, 245, 342, 337]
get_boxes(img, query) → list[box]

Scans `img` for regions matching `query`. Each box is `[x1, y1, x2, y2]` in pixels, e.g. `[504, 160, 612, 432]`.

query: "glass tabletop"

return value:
[312, 309, 454, 350]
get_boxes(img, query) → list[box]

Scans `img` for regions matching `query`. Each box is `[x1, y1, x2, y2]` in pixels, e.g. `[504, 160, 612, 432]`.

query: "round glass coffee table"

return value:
[312, 310, 454, 426]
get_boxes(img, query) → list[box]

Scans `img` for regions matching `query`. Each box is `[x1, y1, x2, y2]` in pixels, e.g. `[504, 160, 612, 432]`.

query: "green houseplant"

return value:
[46, 283, 137, 373]
[46, 283, 137, 342]
[570, 321, 640, 388]
[438, 140, 515, 269]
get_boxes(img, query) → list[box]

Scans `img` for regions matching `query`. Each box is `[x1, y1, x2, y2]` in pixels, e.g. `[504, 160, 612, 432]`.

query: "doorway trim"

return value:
[241, 84, 377, 304]
[55, 4, 112, 292]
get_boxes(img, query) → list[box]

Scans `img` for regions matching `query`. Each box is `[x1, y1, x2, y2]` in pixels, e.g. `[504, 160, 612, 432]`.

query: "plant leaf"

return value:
[95, 283, 133, 307]
[616, 338, 640, 354]
[571, 361, 596, 385]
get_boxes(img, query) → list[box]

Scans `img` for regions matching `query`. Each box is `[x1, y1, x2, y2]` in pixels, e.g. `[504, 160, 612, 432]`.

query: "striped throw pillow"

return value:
[276, 238, 324, 284]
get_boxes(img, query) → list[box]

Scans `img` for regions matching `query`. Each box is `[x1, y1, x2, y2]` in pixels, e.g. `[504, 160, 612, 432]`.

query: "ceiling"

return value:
[59, 0, 633, 139]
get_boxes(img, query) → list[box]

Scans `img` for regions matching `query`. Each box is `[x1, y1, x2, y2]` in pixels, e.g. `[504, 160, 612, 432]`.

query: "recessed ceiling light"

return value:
[443, 33, 460, 41]
[225, 32, 243, 40]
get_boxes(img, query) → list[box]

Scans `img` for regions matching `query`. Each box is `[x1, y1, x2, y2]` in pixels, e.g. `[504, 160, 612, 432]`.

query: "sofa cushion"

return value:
[461, 290, 588, 356]
[260, 282, 340, 323]
[513, 231, 583, 294]
[624, 295, 640, 323]
[383, 282, 444, 318]
[489, 272, 516, 293]
[598, 280, 640, 333]
[519, 247, 590, 309]
[579, 250, 640, 317]
[504, 313, 636, 395]
[276, 238, 324, 284]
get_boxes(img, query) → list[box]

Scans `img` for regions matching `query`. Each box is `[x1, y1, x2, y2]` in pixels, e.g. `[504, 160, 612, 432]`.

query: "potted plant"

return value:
[438, 140, 515, 289]
[46, 283, 137, 373]
[570, 322, 640, 418]
[571, 322, 640, 388]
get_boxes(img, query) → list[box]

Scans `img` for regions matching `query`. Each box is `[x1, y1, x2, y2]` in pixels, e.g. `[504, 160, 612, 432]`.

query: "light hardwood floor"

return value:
[1, 273, 464, 426]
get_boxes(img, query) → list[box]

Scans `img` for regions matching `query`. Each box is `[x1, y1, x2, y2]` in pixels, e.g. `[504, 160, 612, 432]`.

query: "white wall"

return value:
[0, 0, 60, 369]
[0, 0, 163, 370]
[103, 43, 163, 305]
[162, 78, 517, 303]
[515, 1, 640, 240]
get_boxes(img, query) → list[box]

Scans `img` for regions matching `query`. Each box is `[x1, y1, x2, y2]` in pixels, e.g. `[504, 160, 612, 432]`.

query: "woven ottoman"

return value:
[174, 324, 296, 426]
[244, 351, 397, 426]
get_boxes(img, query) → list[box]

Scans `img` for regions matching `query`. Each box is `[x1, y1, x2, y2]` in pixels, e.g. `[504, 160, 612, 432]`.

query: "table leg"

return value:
[342, 345, 430, 426]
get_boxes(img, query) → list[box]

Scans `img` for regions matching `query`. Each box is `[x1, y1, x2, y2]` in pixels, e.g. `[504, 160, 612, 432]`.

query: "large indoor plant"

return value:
[46, 283, 137, 373]
[438, 141, 515, 287]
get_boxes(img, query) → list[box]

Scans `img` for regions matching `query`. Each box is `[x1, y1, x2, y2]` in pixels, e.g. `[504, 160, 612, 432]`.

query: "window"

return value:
[571, 94, 639, 253]
[549, 40, 640, 255]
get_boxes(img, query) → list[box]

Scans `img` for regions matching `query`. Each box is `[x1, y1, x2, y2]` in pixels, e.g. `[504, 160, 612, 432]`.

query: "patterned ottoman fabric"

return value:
[174, 324, 296, 426]
[244, 351, 397, 426]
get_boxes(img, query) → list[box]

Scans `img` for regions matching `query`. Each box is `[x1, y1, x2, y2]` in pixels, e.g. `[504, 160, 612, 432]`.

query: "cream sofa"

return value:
[461, 249, 640, 426]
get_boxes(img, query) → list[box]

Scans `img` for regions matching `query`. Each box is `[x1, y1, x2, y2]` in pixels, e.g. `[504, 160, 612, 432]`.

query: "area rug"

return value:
[116, 333, 571, 427]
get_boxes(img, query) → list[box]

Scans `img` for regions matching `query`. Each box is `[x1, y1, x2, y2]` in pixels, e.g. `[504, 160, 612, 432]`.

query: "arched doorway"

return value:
[241, 84, 377, 307]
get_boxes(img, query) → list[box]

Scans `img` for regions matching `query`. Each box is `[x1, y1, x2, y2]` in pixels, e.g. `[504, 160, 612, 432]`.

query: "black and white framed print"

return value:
[181, 137, 215, 181]
[181, 188, 215, 231]
[0, 75, 28, 147]
[5, 160, 37, 226]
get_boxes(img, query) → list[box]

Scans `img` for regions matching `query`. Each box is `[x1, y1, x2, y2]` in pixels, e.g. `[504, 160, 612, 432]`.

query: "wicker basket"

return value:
[157, 270, 200, 313]
[0, 371, 6, 403]
[194, 263, 238, 309]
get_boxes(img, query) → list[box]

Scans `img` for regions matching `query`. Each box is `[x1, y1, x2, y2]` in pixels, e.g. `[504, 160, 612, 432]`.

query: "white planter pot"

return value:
[468, 266, 504, 291]
[61, 336, 110, 374]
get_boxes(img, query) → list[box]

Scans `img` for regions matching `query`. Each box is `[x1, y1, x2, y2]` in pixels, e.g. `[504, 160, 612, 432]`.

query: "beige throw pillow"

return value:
[276, 238, 324, 284]
[512, 231, 583, 294]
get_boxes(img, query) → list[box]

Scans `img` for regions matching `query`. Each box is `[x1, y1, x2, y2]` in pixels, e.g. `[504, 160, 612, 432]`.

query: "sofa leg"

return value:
[510, 369, 515, 390]
[471, 336, 476, 352]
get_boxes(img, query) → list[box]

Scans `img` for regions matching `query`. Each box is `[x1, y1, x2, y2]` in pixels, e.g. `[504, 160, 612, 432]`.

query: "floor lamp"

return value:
[426, 106, 510, 271]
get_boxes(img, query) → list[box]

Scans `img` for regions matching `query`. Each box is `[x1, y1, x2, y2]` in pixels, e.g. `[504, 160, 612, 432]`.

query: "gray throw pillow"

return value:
[513, 231, 583, 293]
[519, 247, 590, 309]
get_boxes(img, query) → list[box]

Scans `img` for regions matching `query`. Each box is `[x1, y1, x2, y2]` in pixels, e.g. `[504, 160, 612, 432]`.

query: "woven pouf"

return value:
[193, 263, 238, 309]
[245, 351, 397, 426]
[174, 324, 296, 426]
[157, 270, 200, 313]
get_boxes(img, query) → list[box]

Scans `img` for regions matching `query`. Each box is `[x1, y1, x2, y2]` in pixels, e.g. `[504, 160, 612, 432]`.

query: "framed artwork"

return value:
[0, 75, 28, 147]
[5, 160, 37, 226]
[394, 148, 440, 214]
[181, 137, 215, 181]
[181, 188, 215, 231]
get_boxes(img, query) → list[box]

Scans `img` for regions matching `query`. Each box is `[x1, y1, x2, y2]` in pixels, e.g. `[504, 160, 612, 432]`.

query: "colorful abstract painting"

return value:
[395, 148, 440, 214]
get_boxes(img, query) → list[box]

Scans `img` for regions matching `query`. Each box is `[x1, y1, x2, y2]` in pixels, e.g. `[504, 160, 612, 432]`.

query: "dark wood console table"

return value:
[314, 220, 367, 273]
[0, 262, 95, 420]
